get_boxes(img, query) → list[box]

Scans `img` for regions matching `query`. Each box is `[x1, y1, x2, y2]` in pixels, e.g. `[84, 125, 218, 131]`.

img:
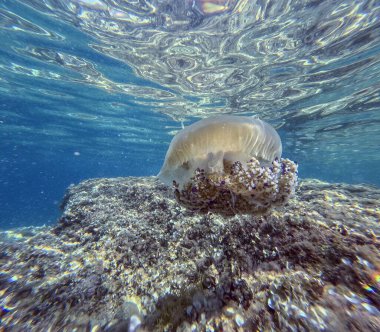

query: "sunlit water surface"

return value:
[1, 0, 380, 228]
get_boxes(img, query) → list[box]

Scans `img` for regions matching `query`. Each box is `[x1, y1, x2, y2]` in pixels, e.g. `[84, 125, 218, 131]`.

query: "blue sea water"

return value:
[1, 0, 380, 229]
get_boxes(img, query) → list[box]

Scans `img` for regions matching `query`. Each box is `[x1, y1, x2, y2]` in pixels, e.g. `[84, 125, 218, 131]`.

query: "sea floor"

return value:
[1, 177, 379, 331]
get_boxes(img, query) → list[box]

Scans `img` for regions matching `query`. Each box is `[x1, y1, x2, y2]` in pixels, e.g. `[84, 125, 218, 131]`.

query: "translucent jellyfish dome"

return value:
[158, 115, 298, 215]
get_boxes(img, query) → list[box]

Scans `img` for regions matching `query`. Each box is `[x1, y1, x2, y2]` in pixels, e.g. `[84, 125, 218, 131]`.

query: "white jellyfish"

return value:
[158, 115, 298, 214]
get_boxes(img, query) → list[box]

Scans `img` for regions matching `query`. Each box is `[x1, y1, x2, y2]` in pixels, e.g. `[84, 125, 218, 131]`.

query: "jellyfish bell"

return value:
[158, 115, 298, 215]
[158, 115, 282, 186]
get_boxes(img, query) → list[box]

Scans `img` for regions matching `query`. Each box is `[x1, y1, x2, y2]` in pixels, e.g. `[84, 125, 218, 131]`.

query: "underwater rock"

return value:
[158, 115, 298, 214]
[0, 177, 379, 331]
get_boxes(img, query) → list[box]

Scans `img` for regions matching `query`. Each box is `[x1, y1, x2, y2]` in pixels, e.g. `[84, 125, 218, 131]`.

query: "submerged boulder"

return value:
[0, 178, 379, 331]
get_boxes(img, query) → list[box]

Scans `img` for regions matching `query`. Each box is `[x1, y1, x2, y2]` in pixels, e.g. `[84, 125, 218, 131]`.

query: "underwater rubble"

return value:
[1, 177, 379, 331]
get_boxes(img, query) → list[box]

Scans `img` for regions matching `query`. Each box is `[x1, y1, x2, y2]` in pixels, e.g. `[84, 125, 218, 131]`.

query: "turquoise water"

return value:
[1, 0, 380, 229]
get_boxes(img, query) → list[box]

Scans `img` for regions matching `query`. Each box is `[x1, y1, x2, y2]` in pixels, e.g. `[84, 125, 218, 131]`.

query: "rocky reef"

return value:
[1, 177, 379, 331]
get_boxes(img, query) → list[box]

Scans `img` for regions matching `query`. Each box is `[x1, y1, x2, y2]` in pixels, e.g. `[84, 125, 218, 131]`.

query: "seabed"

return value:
[1, 177, 379, 331]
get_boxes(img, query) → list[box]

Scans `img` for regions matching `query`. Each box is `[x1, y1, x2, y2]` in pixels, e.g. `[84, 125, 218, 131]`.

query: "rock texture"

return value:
[1, 177, 379, 331]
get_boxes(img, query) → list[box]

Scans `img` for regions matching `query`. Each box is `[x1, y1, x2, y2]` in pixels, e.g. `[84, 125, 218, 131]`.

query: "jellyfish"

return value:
[158, 115, 298, 215]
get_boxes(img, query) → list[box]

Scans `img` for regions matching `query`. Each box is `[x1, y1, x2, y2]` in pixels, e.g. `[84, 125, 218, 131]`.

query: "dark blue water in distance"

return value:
[1, 0, 380, 229]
